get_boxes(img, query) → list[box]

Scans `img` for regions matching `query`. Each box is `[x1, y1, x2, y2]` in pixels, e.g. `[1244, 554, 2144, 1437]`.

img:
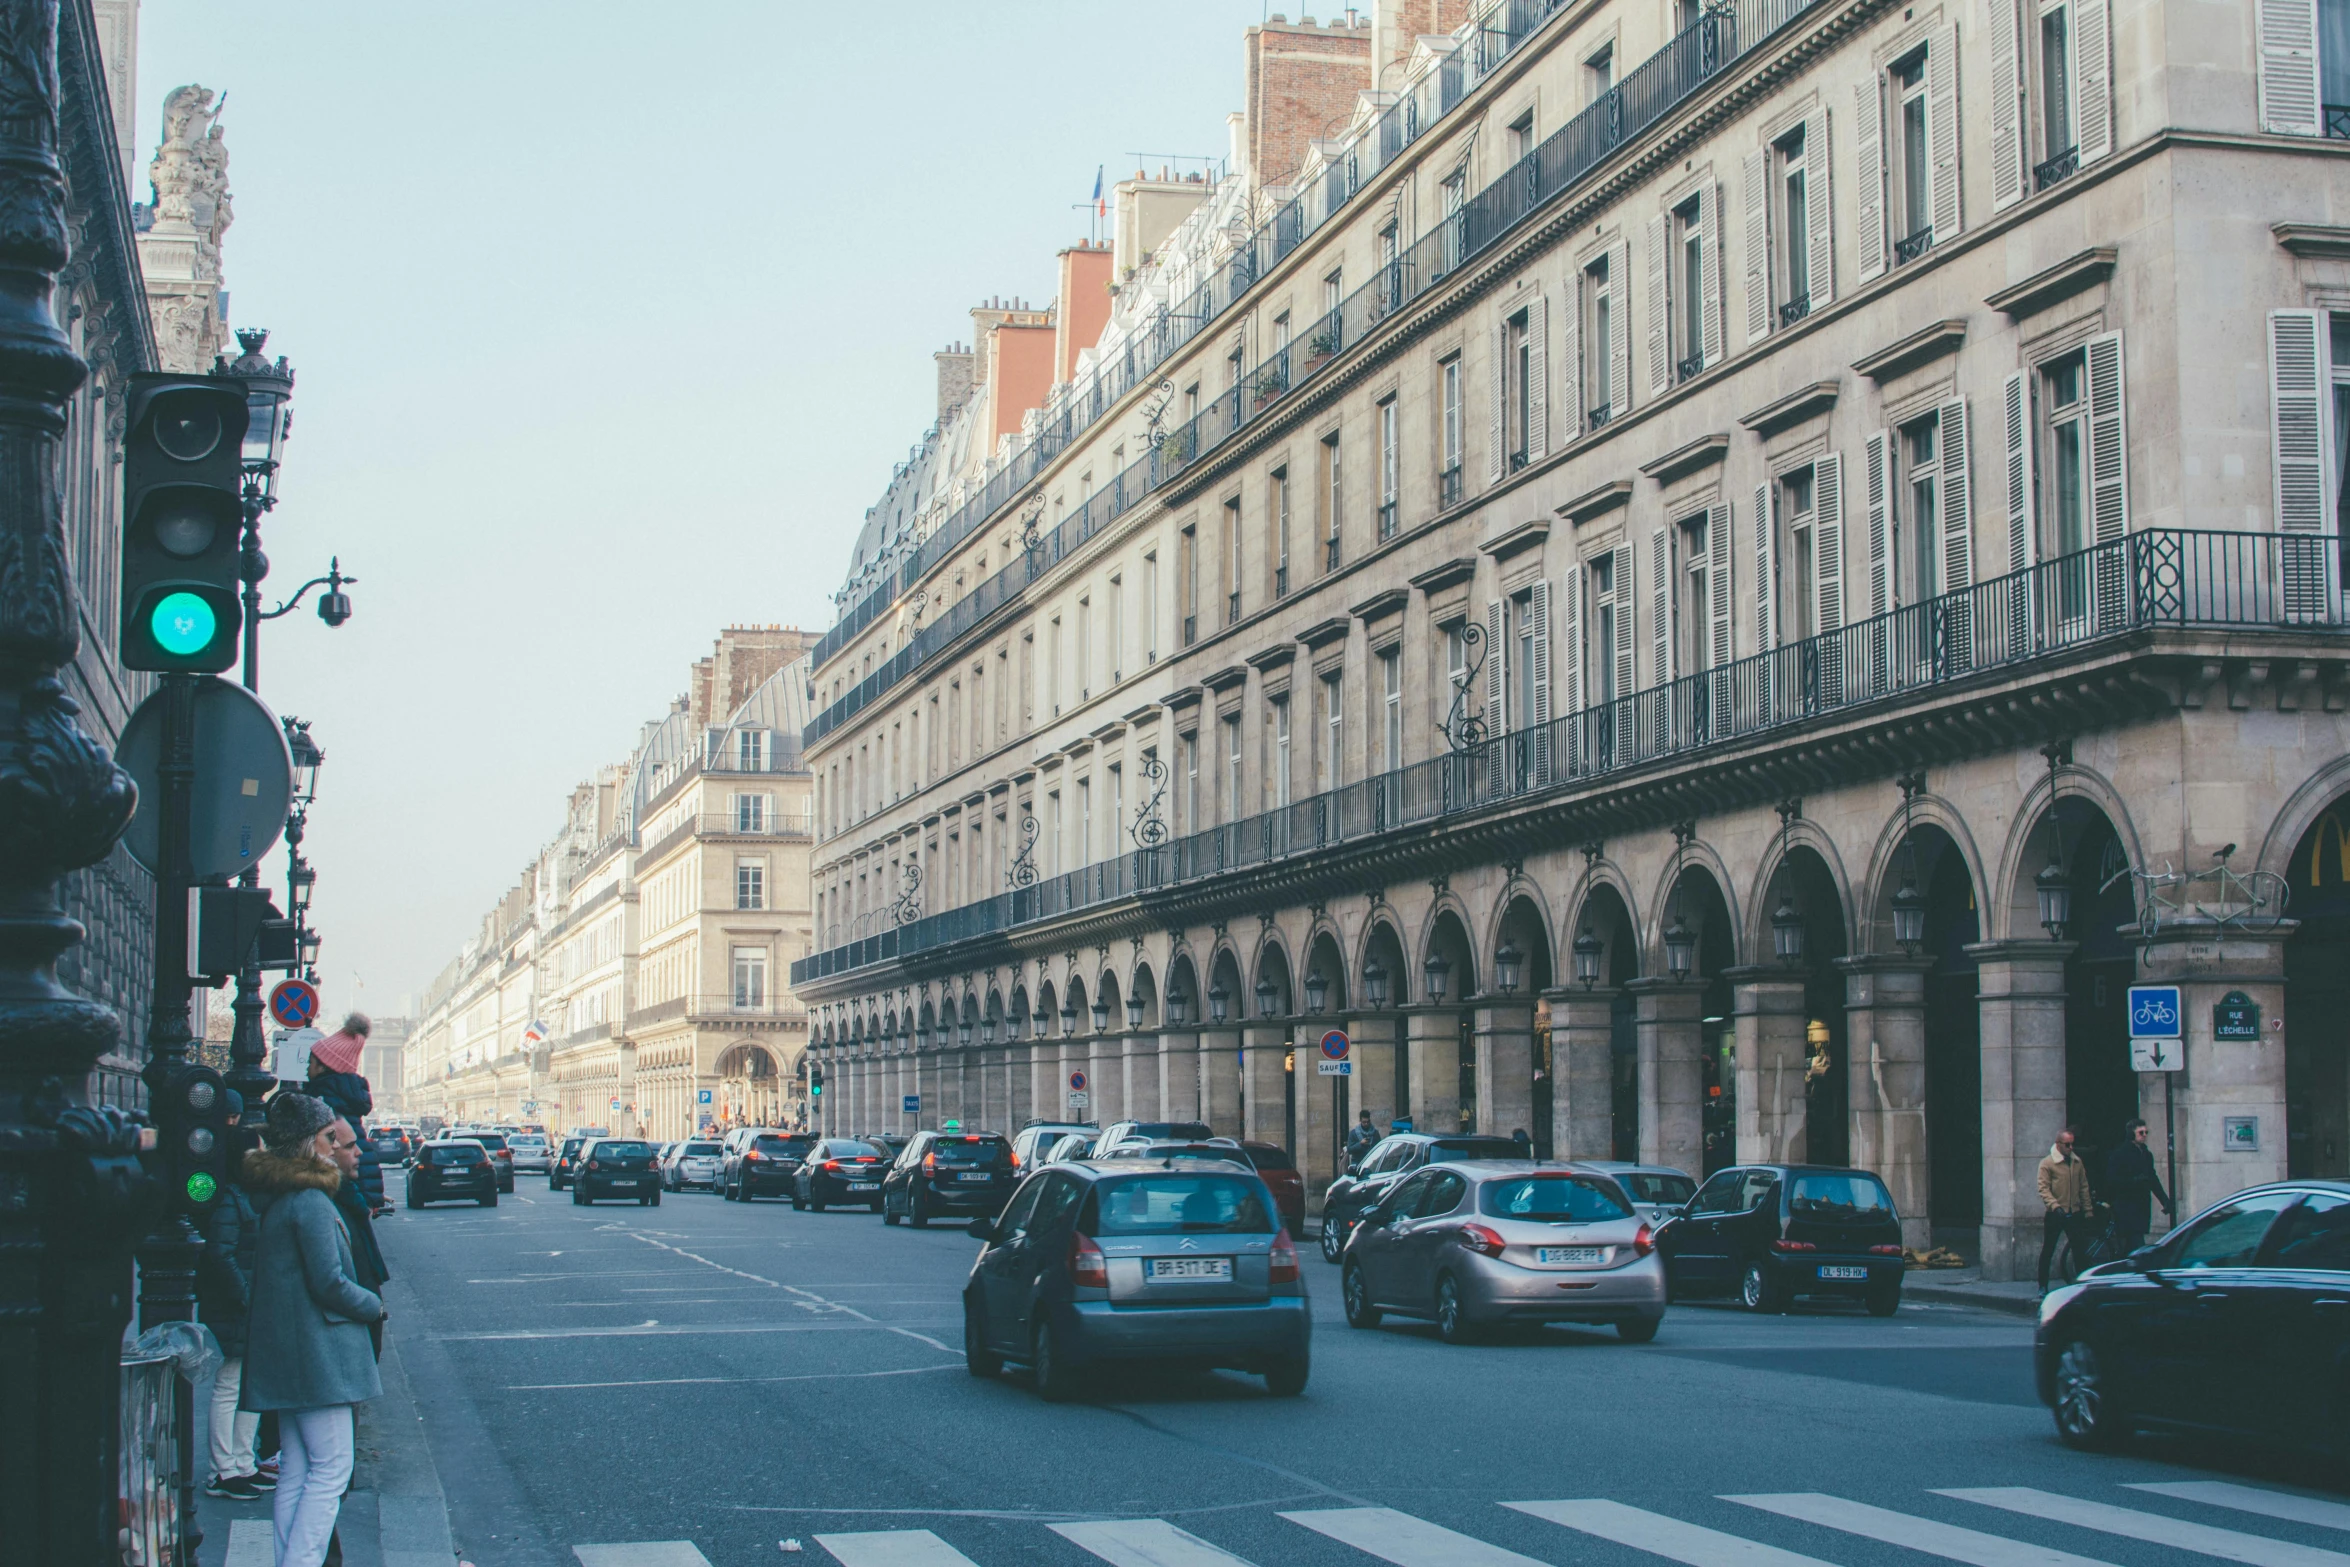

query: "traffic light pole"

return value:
[225, 478, 274, 1108]
[0, 3, 163, 1559]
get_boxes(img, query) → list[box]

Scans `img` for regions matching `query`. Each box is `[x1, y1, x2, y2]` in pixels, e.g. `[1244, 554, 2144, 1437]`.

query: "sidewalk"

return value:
[195, 1327, 456, 1566]
[1900, 1268, 2044, 1317]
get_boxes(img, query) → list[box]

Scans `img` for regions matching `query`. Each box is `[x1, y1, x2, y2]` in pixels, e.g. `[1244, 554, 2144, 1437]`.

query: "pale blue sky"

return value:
[131, 0, 1280, 1018]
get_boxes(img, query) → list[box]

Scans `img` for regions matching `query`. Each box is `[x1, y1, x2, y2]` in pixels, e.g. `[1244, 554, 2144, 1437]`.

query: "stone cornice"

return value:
[1984, 246, 2117, 320]
[1556, 478, 1635, 526]
[1478, 518, 1551, 562]
[1852, 319, 1967, 383]
[1409, 556, 1479, 594]
[1738, 380, 1840, 438]
[1638, 432, 1732, 485]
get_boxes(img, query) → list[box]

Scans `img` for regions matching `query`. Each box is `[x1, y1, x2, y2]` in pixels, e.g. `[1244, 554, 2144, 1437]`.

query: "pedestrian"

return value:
[239, 1093, 385, 1567]
[199, 1090, 268, 1500]
[2036, 1124, 2097, 1291]
[2102, 1117, 2174, 1253]
[320, 1115, 388, 1359]
[1343, 1109, 1380, 1166]
[1511, 1127, 1533, 1157]
[306, 1015, 387, 1218]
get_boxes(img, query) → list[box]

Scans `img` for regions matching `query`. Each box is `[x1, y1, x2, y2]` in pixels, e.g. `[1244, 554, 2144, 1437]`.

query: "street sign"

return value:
[2131, 1036, 2183, 1072]
[698, 1088, 713, 1104]
[1317, 1028, 1351, 1075]
[903, 1094, 920, 1115]
[2214, 990, 2263, 1041]
[2225, 1115, 2260, 1152]
[268, 977, 319, 1030]
[609, 1098, 621, 1111]
[1069, 1070, 1088, 1092]
[2127, 985, 2182, 1040]
[1066, 1090, 1090, 1111]
[119, 677, 295, 878]
[698, 1111, 713, 1127]
[271, 1025, 321, 1079]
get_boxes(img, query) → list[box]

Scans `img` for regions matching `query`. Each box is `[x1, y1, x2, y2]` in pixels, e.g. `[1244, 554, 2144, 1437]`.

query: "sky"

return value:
[131, 0, 1286, 1021]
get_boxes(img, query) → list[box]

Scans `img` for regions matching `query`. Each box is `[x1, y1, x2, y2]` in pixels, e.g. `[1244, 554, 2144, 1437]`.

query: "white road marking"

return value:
[1510, 1499, 1834, 1567]
[1282, 1506, 1553, 1566]
[436, 1322, 928, 1341]
[508, 1363, 964, 1391]
[574, 1546, 713, 1567]
[224, 1518, 272, 1566]
[1052, 1518, 1262, 1566]
[814, 1529, 984, 1566]
[624, 1231, 960, 1354]
[1942, 1489, 2350, 1567]
[1728, 1493, 2115, 1567]
[2128, 1485, 2350, 1535]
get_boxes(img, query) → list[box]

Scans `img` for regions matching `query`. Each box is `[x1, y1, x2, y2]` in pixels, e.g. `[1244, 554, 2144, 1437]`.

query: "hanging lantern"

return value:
[1572, 926, 1604, 988]
[1255, 976, 1279, 1017]
[1892, 875, 1927, 952]
[1207, 982, 1230, 1025]
[1304, 971, 1329, 1013]
[1091, 996, 1110, 1032]
[1364, 957, 1389, 1010]
[1423, 952, 1451, 1005]
[1495, 940, 1524, 995]
[1126, 995, 1145, 1030]
[2037, 854, 2072, 938]
[1663, 912, 1697, 978]
[1770, 892, 1805, 966]
[1167, 982, 1191, 1026]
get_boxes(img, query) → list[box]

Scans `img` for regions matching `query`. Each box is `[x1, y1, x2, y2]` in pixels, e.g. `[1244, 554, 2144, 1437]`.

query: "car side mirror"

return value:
[967, 1218, 998, 1243]
[1345, 1161, 1363, 1178]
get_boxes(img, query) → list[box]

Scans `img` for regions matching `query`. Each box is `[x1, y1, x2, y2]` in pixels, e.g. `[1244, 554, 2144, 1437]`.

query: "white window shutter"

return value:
[1486, 598, 1507, 732]
[1928, 24, 1963, 244]
[1561, 563, 1585, 770]
[2270, 312, 2324, 534]
[1855, 79, 1887, 283]
[2002, 370, 2036, 574]
[1529, 576, 1553, 782]
[1990, 0, 2026, 209]
[1939, 394, 1974, 591]
[1649, 525, 1673, 689]
[1816, 452, 1847, 633]
[1806, 107, 1835, 307]
[1559, 270, 1583, 441]
[1701, 185, 1725, 368]
[1864, 430, 1892, 616]
[1486, 323, 1507, 484]
[1743, 147, 1772, 344]
[1708, 502, 1734, 671]
[2087, 330, 2130, 543]
[1645, 213, 1670, 396]
[1609, 239, 1634, 415]
[2074, 0, 2113, 164]
[1754, 481, 1775, 651]
[1527, 294, 1550, 461]
[1611, 543, 1638, 702]
[2259, 0, 2322, 136]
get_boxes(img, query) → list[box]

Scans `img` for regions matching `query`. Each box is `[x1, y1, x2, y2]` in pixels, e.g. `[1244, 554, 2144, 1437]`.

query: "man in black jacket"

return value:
[2103, 1117, 2174, 1252]
[199, 1091, 268, 1498]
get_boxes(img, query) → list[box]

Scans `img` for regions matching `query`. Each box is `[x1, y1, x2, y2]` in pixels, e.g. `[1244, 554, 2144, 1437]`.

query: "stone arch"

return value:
[1754, 840, 1855, 1169]
[1493, 889, 1555, 995]
[1992, 762, 2146, 945]
[1251, 932, 1294, 1017]
[1008, 984, 1031, 1039]
[1164, 949, 1201, 1025]
[1206, 944, 1246, 1026]
[917, 997, 937, 1043]
[1357, 914, 1409, 1008]
[1303, 924, 1350, 1012]
[1419, 902, 1478, 1002]
[1034, 979, 1059, 1038]
[1567, 876, 1643, 987]
[1746, 818, 1859, 963]
[2281, 784, 2350, 1179]
[1094, 968, 1123, 1033]
[1858, 791, 1991, 956]
[1648, 840, 1743, 971]
[2259, 752, 2350, 887]
[1062, 974, 1089, 1035]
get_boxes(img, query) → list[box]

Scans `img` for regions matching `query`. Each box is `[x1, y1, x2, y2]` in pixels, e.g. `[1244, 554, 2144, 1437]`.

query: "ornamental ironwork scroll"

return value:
[890, 860, 923, 926]
[1129, 753, 1169, 850]
[1440, 618, 1488, 754]
[1007, 813, 1040, 889]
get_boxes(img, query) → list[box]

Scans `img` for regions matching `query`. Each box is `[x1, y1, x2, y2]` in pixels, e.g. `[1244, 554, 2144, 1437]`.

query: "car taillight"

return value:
[1634, 1222, 1655, 1257]
[923, 1152, 937, 1173]
[855, 1157, 876, 1163]
[1069, 1232, 1108, 1289]
[1771, 1238, 1817, 1252]
[747, 1151, 764, 1161]
[1269, 1229, 1300, 1283]
[1459, 1223, 1507, 1258]
[586, 1160, 600, 1172]
[474, 1161, 491, 1174]
[1870, 1243, 1904, 1256]
[823, 1160, 842, 1172]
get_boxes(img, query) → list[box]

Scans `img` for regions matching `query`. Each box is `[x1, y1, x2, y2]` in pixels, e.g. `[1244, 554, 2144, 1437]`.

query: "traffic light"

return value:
[809, 1066, 824, 1099]
[171, 1063, 231, 1209]
[120, 374, 250, 673]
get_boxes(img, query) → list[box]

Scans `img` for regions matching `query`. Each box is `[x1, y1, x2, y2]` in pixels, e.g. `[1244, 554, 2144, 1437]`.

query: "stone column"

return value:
[1405, 1006, 1464, 1133]
[1727, 966, 1810, 1165]
[1198, 1026, 1242, 1134]
[1349, 1012, 1401, 1136]
[1839, 956, 1935, 1249]
[1124, 1032, 1162, 1121]
[1552, 987, 1618, 1159]
[1158, 1029, 1203, 1122]
[1298, 1020, 1344, 1208]
[1475, 999, 1538, 1145]
[1968, 940, 2074, 1281]
[1240, 1023, 1290, 1145]
[1006, 1040, 1033, 1128]
[1087, 1032, 1125, 1126]
[2138, 917, 2293, 1220]
[1629, 979, 1706, 1175]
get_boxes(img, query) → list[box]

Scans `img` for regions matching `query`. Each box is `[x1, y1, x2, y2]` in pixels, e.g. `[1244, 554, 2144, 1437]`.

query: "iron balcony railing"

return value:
[2034, 145, 2080, 191]
[1894, 227, 1934, 265]
[793, 530, 2344, 986]
[805, 0, 1827, 743]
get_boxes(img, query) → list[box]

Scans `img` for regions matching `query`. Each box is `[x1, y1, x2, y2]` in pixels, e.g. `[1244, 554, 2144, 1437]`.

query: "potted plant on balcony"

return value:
[1302, 330, 1341, 374]
[1250, 364, 1289, 413]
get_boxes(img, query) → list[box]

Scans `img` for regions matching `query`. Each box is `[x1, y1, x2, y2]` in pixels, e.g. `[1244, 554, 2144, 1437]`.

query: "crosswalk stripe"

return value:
[1507, 1498, 1833, 1567]
[1281, 1506, 1553, 1567]
[1728, 1493, 2116, 1567]
[1051, 1518, 1263, 1566]
[1941, 1489, 2350, 1567]
[224, 1518, 273, 1567]
[814, 1529, 986, 1567]
[573, 1546, 715, 1567]
[2128, 1485, 2350, 1535]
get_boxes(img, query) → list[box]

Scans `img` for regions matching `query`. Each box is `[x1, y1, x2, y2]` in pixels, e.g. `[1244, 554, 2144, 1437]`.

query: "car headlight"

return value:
[2039, 1283, 2085, 1326]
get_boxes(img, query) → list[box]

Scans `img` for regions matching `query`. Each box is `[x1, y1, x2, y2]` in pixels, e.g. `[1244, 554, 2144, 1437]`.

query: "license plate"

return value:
[609, 1178, 638, 1187]
[1146, 1257, 1233, 1281]
[1818, 1264, 1869, 1280]
[848, 1182, 879, 1192]
[957, 1172, 992, 1182]
[1537, 1246, 1605, 1264]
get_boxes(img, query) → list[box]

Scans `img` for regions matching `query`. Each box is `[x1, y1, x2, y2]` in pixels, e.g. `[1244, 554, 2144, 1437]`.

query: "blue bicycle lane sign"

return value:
[2128, 985, 2183, 1039]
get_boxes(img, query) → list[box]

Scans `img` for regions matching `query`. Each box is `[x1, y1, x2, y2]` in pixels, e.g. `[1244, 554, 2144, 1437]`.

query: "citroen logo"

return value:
[1178, 1237, 1198, 1250]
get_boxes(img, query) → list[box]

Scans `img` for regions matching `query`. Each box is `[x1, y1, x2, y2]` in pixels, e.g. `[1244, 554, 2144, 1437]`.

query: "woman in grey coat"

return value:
[240, 1093, 385, 1567]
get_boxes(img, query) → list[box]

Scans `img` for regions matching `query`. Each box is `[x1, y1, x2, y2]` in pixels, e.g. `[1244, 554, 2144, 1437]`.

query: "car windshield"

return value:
[1616, 1172, 1697, 1205]
[1790, 1172, 1895, 1219]
[682, 1142, 721, 1156]
[468, 1133, 508, 1151]
[560, 1140, 582, 1155]
[1131, 1122, 1212, 1141]
[754, 1136, 812, 1156]
[595, 1142, 651, 1159]
[429, 1146, 480, 1166]
[1479, 1175, 1632, 1222]
[1138, 1144, 1245, 1164]
[1430, 1139, 1524, 1163]
[933, 1138, 1010, 1166]
[511, 1136, 546, 1149]
[1088, 1174, 1275, 1235]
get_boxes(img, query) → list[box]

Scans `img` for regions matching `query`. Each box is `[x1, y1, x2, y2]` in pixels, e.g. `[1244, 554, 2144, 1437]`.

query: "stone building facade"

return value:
[797, 0, 2350, 1279]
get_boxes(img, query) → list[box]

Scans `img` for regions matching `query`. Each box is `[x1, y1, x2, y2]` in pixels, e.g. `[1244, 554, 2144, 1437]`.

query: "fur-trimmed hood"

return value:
[241, 1146, 343, 1197]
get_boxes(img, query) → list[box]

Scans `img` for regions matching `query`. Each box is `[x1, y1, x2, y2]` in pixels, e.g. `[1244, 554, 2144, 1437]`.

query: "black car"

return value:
[1318, 1133, 1526, 1261]
[550, 1136, 589, 1190]
[2038, 1179, 2350, 1454]
[406, 1140, 496, 1208]
[792, 1139, 891, 1211]
[724, 1130, 814, 1201]
[883, 1131, 1015, 1227]
[1657, 1163, 1905, 1314]
[368, 1126, 414, 1167]
[572, 1138, 661, 1205]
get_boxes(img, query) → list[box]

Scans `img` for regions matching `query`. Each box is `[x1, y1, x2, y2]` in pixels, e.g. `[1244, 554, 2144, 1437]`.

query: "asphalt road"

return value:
[377, 1177, 2344, 1567]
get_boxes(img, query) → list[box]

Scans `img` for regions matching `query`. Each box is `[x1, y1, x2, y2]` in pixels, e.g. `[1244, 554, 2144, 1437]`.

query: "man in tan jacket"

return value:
[2037, 1125, 2096, 1291]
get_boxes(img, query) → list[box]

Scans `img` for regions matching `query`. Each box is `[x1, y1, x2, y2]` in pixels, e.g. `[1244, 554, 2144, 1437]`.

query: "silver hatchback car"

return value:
[1341, 1162, 1666, 1343]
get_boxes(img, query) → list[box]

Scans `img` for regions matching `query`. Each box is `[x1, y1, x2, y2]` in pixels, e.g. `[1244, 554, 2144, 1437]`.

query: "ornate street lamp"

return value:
[285, 718, 322, 806]
[1005, 1009, 1024, 1042]
[1423, 952, 1450, 1005]
[1663, 912, 1697, 979]
[1495, 940, 1523, 995]
[1305, 970, 1329, 1013]
[1207, 982, 1230, 1026]
[1892, 877, 1928, 953]
[1572, 926, 1604, 989]
[1125, 995, 1145, 1030]
[956, 1017, 973, 1047]
[979, 1016, 996, 1046]
[1167, 981, 1191, 1026]
[1060, 1001, 1078, 1036]
[1091, 996, 1110, 1033]
[1255, 976, 1279, 1018]
[1771, 892, 1806, 966]
[2037, 855, 2072, 939]
[1364, 958, 1389, 1010]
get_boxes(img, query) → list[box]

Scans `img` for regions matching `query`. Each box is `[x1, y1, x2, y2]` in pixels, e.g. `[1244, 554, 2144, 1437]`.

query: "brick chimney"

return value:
[1054, 245, 1114, 384]
[1244, 14, 1374, 191]
[935, 342, 974, 422]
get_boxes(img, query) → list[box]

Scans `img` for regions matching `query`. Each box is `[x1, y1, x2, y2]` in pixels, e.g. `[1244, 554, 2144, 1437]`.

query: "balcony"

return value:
[1676, 351, 1705, 384]
[1183, 613, 1198, 647]
[792, 530, 2346, 988]
[1587, 405, 1613, 433]
[1378, 501, 1399, 542]
[2034, 145, 2079, 191]
[1778, 293, 1810, 328]
[1275, 564, 1291, 599]
[1894, 227, 1934, 266]
[1325, 537, 1343, 571]
[1227, 590, 1242, 626]
[1440, 467, 1464, 508]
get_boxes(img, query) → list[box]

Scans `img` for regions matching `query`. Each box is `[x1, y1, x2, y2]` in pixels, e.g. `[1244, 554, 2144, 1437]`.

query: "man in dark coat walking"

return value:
[2103, 1117, 2174, 1252]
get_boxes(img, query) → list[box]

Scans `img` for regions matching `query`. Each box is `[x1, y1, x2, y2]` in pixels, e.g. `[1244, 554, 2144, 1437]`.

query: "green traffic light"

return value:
[185, 1170, 218, 1204]
[150, 591, 217, 657]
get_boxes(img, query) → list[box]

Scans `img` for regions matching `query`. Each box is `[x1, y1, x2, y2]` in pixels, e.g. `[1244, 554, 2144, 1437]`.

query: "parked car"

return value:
[2037, 1179, 2350, 1453]
[861, 1132, 910, 1160]
[445, 1129, 515, 1193]
[406, 1139, 497, 1208]
[1319, 1133, 1527, 1261]
[550, 1136, 588, 1190]
[1011, 1121, 1097, 1175]
[1095, 1120, 1214, 1157]
[883, 1131, 1016, 1227]
[1041, 1132, 1098, 1167]
[662, 1139, 724, 1191]
[793, 1139, 892, 1211]
[572, 1137, 661, 1205]
[723, 1130, 815, 1201]
[1342, 1163, 1664, 1342]
[1656, 1163, 1905, 1314]
[1580, 1161, 1699, 1229]
[508, 1133, 552, 1174]
[962, 1158, 1309, 1399]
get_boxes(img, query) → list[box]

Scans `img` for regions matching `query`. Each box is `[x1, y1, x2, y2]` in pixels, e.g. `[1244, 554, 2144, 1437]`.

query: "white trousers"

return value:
[206, 1355, 260, 1480]
[272, 1404, 353, 1567]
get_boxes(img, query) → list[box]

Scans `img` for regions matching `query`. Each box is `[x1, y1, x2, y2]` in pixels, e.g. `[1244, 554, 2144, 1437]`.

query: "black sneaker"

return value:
[206, 1474, 261, 1500]
[244, 1469, 276, 1492]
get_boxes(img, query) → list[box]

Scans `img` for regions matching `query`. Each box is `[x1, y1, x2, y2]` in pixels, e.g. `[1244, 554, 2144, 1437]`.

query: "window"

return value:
[1078, 776, 1092, 862]
[1225, 498, 1243, 624]
[1180, 524, 1199, 645]
[1321, 671, 1344, 791]
[1781, 466, 1820, 641]
[732, 947, 768, 1009]
[1223, 714, 1243, 822]
[1049, 615, 1064, 715]
[1897, 411, 1943, 605]
[1776, 122, 1814, 324]
[1507, 110, 1536, 163]
[1048, 790, 1062, 873]
[1586, 43, 1615, 102]
[1378, 398, 1399, 540]
[736, 729, 766, 771]
[1507, 308, 1533, 466]
[1181, 731, 1199, 831]
[736, 859, 765, 910]
[1142, 552, 1158, 662]
[1585, 253, 1616, 426]
[1592, 553, 1621, 702]
[734, 793, 768, 832]
[1076, 596, 1091, 699]
[1274, 310, 1292, 351]
[1109, 763, 1124, 849]
[1323, 269, 1344, 320]
[1380, 648, 1402, 771]
[1273, 470, 1292, 596]
[2043, 350, 2092, 618]
[1270, 697, 1292, 807]
[1379, 222, 1402, 311]
[1440, 170, 1467, 267]
[2263, 1193, 2350, 1269]
[1445, 622, 1470, 712]
[1894, 51, 1932, 256]
[1321, 432, 1344, 569]
[2039, 0, 2074, 170]
[1106, 576, 1122, 683]
[1440, 357, 1464, 503]
[1672, 195, 1705, 382]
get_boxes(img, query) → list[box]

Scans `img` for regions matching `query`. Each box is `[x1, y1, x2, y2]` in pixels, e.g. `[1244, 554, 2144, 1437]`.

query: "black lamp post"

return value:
[1572, 926, 1604, 989]
[979, 1016, 996, 1046]
[1061, 1001, 1079, 1037]
[1364, 958, 1389, 1010]
[2037, 855, 2072, 939]
[220, 328, 294, 694]
[1892, 877, 1928, 953]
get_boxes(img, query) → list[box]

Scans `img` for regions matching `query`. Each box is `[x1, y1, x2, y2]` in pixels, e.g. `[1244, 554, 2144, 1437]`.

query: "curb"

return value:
[1902, 1280, 2041, 1318]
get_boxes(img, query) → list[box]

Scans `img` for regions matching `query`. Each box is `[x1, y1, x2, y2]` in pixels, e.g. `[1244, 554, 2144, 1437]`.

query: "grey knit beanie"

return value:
[263, 1091, 334, 1151]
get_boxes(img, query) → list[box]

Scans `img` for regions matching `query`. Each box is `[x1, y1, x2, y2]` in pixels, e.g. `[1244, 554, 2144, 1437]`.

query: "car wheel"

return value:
[910, 1195, 929, 1229]
[1616, 1315, 1660, 1343]
[1319, 1215, 1347, 1263]
[1740, 1261, 1782, 1313]
[963, 1296, 1002, 1378]
[883, 1203, 901, 1226]
[1342, 1262, 1381, 1329]
[1865, 1284, 1901, 1317]
[571, 1186, 586, 1206]
[1033, 1319, 1080, 1403]
[1435, 1274, 1478, 1344]
[2053, 1338, 2132, 1451]
[790, 1189, 805, 1210]
[1263, 1355, 1310, 1396]
[809, 1194, 826, 1213]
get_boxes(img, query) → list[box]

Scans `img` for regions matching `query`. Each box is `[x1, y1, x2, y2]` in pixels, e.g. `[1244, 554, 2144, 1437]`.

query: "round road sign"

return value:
[269, 977, 319, 1030]
[1069, 1069, 1088, 1092]
[1320, 1028, 1351, 1061]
